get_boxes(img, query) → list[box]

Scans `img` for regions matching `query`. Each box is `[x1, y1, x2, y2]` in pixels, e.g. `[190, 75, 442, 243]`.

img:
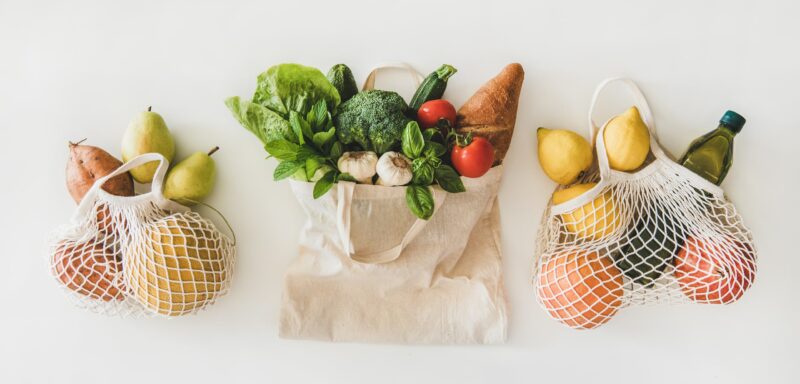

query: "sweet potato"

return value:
[66, 140, 134, 203]
[52, 240, 125, 302]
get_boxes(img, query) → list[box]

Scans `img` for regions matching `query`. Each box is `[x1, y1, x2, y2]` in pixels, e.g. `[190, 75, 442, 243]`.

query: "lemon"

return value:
[553, 183, 620, 241]
[537, 128, 593, 185]
[125, 216, 228, 316]
[603, 106, 650, 171]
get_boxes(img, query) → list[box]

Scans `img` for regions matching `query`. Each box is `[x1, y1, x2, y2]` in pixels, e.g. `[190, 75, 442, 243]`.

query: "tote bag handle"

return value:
[335, 182, 447, 264]
[361, 62, 425, 91]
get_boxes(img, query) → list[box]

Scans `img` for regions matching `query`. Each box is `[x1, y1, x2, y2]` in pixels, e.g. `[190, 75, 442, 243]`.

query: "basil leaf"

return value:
[329, 141, 343, 160]
[412, 158, 435, 186]
[264, 140, 300, 161]
[313, 170, 336, 199]
[305, 158, 321, 181]
[424, 141, 447, 158]
[406, 185, 435, 220]
[434, 165, 466, 193]
[337, 172, 357, 182]
[423, 128, 439, 141]
[312, 127, 336, 149]
[402, 121, 425, 159]
[274, 160, 304, 181]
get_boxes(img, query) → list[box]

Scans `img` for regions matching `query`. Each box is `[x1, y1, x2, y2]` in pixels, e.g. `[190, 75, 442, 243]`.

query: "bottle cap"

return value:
[720, 110, 745, 133]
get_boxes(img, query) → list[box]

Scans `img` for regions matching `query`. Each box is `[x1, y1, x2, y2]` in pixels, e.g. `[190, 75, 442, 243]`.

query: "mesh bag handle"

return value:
[588, 78, 671, 176]
[555, 78, 676, 213]
[587, 78, 724, 195]
[335, 182, 447, 264]
[75, 153, 188, 220]
[361, 62, 425, 91]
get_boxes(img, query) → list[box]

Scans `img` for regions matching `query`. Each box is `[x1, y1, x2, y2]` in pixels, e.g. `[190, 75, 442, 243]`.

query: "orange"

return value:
[538, 251, 623, 329]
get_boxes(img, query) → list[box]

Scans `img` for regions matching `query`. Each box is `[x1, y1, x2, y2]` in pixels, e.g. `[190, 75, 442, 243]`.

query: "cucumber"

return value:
[327, 64, 359, 103]
[615, 208, 687, 287]
[409, 64, 457, 111]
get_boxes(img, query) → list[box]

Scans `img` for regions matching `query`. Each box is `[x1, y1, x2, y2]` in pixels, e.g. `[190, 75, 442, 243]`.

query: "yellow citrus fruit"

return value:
[552, 183, 620, 241]
[603, 106, 650, 171]
[537, 128, 593, 185]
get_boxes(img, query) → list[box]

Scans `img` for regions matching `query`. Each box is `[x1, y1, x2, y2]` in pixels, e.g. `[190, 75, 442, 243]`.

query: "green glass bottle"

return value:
[679, 110, 746, 185]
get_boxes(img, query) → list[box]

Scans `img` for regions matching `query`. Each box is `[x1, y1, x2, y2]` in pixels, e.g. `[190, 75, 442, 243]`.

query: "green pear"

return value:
[121, 107, 176, 183]
[163, 147, 218, 205]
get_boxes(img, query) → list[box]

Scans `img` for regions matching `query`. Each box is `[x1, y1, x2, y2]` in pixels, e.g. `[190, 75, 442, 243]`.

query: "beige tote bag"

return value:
[279, 64, 508, 344]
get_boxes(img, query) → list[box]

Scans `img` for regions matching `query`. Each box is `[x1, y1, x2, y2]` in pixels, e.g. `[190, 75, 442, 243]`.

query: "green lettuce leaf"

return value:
[252, 63, 340, 118]
[225, 96, 294, 144]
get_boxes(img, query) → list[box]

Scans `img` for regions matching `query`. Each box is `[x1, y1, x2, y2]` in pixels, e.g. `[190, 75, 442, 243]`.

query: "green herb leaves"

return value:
[264, 140, 300, 161]
[406, 185, 435, 220]
[313, 171, 336, 199]
[411, 158, 435, 185]
[434, 165, 466, 193]
[398, 120, 465, 219]
[274, 160, 303, 180]
[402, 121, 425, 159]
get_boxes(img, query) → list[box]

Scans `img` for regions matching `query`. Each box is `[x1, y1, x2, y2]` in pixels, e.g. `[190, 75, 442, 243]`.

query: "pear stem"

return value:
[208, 146, 220, 156]
[69, 138, 87, 147]
[147, 106, 152, 112]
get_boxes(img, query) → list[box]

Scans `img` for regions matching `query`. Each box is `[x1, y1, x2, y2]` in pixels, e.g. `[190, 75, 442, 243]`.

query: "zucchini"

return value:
[409, 64, 457, 111]
[327, 64, 359, 103]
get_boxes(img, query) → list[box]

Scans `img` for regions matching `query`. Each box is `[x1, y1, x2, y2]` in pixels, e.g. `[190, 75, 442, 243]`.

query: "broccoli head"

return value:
[334, 90, 411, 154]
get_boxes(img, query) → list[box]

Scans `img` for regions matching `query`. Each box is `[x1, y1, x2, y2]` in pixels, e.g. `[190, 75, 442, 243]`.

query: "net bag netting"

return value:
[48, 153, 236, 317]
[533, 78, 757, 330]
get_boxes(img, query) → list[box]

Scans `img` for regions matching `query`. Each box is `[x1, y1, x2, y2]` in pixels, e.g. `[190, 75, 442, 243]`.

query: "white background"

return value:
[2, 0, 798, 383]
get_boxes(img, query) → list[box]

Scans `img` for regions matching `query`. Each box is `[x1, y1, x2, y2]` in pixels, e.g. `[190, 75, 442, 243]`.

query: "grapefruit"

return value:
[538, 251, 623, 329]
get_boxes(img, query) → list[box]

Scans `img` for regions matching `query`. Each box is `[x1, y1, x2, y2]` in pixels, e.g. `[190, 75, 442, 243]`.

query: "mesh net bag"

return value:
[48, 153, 236, 317]
[533, 78, 757, 330]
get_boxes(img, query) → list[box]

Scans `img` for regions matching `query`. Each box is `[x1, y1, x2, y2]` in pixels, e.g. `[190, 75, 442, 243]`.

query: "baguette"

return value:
[456, 63, 524, 164]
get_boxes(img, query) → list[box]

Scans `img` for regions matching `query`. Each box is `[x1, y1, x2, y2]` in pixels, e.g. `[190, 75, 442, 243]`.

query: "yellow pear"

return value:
[537, 128, 593, 185]
[603, 106, 650, 171]
[163, 147, 218, 205]
[553, 182, 620, 241]
[124, 216, 228, 316]
[121, 107, 176, 183]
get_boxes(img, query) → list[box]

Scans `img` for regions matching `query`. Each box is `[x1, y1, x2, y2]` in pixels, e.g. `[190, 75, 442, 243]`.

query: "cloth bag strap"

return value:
[361, 62, 425, 91]
[75, 153, 188, 220]
[332, 63, 433, 264]
[335, 182, 447, 264]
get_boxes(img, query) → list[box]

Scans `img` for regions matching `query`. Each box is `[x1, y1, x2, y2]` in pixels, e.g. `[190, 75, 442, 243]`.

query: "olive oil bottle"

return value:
[679, 110, 745, 185]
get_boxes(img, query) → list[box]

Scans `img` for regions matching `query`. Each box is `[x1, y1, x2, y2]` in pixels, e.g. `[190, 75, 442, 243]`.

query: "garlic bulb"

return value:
[376, 151, 413, 187]
[337, 151, 378, 184]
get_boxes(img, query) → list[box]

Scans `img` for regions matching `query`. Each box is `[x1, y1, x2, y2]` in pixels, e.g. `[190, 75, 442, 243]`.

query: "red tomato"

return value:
[673, 236, 756, 304]
[451, 136, 495, 178]
[417, 99, 456, 129]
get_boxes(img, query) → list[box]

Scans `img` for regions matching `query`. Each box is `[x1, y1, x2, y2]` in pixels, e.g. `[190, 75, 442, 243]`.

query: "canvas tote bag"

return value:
[534, 78, 757, 329]
[279, 64, 509, 344]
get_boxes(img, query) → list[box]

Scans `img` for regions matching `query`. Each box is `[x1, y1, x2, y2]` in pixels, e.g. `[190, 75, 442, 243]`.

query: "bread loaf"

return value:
[456, 63, 524, 164]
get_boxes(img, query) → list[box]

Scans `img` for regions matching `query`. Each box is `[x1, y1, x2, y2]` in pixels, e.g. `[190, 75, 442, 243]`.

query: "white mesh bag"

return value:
[533, 78, 757, 330]
[49, 153, 236, 317]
